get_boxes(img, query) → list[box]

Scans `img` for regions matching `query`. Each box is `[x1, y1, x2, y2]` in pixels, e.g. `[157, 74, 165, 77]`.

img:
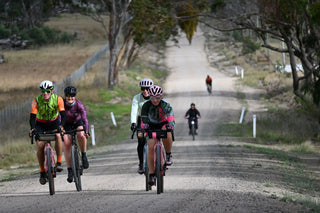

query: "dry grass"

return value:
[0, 13, 107, 108]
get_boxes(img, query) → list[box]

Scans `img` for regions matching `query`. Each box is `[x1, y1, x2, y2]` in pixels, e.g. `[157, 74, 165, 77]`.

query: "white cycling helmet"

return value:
[139, 78, 153, 87]
[40, 80, 54, 90]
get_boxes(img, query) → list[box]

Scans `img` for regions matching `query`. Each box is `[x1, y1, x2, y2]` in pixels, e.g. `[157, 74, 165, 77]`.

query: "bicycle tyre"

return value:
[156, 145, 161, 194]
[46, 148, 55, 195]
[192, 124, 195, 141]
[71, 146, 82, 191]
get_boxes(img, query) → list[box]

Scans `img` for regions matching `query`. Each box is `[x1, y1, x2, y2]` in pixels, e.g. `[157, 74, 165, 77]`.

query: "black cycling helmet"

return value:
[64, 86, 77, 97]
[191, 103, 195, 107]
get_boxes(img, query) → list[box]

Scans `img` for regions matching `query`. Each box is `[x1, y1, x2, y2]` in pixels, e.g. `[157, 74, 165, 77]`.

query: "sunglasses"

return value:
[66, 94, 76, 97]
[150, 96, 161, 101]
[141, 87, 149, 91]
[41, 90, 52, 94]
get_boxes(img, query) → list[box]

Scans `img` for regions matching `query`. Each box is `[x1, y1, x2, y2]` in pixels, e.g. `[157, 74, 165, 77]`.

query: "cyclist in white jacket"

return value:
[130, 78, 154, 174]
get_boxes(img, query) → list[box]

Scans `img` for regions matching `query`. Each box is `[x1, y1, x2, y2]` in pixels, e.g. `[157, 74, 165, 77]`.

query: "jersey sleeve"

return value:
[78, 100, 89, 132]
[30, 99, 38, 114]
[57, 96, 65, 111]
[130, 94, 139, 124]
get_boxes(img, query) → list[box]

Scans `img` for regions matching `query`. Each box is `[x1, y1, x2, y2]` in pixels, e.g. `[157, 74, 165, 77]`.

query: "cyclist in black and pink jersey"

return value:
[140, 85, 175, 186]
[63, 86, 90, 183]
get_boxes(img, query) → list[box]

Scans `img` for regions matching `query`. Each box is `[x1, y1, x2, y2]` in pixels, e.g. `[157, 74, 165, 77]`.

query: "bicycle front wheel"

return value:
[192, 124, 195, 141]
[71, 146, 82, 191]
[46, 148, 55, 195]
[156, 145, 162, 194]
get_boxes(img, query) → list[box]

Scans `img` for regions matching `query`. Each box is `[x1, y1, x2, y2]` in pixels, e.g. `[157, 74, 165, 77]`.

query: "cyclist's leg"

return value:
[76, 124, 87, 153]
[162, 132, 172, 153]
[195, 120, 199, 134]
[37, 140, 46, 170]
[147, 139, 156, 174]
[163, 132, 173, 165]
[137, 136, 145, 168]
[188, 120, 192, 134]
[63, 134, 72, 168]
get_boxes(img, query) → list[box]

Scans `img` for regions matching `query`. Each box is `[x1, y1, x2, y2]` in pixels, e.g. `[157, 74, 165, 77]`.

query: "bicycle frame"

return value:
[31, 130, 62, 196]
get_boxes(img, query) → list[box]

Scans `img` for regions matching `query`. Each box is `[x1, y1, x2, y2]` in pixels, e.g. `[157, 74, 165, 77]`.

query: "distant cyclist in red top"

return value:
[205, 75, 212, 93]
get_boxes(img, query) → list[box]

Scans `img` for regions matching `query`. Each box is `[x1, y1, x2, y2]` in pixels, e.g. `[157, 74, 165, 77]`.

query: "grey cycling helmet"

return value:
[139, 78, 153, 87]
[40, 80, 54, 90]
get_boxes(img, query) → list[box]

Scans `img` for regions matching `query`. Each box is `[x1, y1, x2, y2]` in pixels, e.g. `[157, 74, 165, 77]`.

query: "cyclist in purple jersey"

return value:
[63, 86, 90, 183]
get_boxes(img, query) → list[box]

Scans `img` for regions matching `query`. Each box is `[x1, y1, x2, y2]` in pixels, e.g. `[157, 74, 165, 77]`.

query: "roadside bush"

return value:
[42, 26, 58, 43]
[27, 27, 48, 46]
[0, 24, 11, 39]
[242, 37, 260, 55]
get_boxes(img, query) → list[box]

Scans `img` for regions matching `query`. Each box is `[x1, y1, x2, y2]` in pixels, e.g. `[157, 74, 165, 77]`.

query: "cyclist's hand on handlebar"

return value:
[131, 123, 137, 131]
[198, 116, 201, 119]
[184, 116, 187, 119]
[29, 129, 35, 137]
[85, 132, 90, 138]
[166, 123, 174, 130]
[58, 125, 65, 134]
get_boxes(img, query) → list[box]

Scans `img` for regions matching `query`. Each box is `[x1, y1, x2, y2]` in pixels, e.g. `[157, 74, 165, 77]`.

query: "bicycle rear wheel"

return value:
[71, 146, 82, 191]
[156, 145, 161, 194]
[46, 148, 55, 195]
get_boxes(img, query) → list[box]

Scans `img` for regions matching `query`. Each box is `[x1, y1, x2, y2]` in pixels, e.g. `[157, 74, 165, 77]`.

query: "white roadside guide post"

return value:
[253, 114, 256, 138]
[90, 124, 96, 146]
[241, 68, 244, 79]
[239, 107, 246, 124]
[111, 112, 117, 127]
[235, 66, 239, 75]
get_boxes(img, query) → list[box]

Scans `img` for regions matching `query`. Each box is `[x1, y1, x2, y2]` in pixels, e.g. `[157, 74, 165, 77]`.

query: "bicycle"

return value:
[31, 129, 63, 195]
[64, 128, 86, 192]
[144, 128, 171, 194]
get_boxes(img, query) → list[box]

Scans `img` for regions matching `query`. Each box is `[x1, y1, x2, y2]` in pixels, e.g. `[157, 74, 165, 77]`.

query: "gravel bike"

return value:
[144, 128, 171, 194]
[31, 129, 63, 195]
[64, 128, 85, 192]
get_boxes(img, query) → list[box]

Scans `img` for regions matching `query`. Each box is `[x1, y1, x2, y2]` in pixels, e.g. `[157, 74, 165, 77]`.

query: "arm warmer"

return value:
[29, 113, 36, 130]
[60, 111, 66, 127]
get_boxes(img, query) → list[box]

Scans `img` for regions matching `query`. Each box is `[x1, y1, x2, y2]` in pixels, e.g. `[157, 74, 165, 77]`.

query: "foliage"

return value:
[0, 24, 11, 38]
[175, 1, 200, 44]
[0, 0, 56, 29]
[129, 0, 177, 46]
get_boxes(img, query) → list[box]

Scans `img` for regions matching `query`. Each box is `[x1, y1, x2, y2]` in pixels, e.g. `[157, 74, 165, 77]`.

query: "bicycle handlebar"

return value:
[30, 127, 64, 144]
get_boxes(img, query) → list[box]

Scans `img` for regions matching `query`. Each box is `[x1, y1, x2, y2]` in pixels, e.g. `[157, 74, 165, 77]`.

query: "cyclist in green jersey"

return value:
[29, 80, 66, 185]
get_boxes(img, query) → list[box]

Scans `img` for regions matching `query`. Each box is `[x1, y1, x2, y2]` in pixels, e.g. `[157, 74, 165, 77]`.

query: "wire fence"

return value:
[0, 43, 109, 130]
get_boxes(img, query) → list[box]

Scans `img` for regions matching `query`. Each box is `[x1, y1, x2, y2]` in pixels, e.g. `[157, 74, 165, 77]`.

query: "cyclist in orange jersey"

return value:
[29, 80, 66, 185]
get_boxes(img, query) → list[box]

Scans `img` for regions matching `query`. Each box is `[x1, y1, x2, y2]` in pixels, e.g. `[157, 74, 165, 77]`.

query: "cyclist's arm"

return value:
[60, 111, 66, 127]
[29, 113, 36, 130]
[57, 96, 66, 127]
[78, 100, 89, 132]
[30, 99, 38, 130]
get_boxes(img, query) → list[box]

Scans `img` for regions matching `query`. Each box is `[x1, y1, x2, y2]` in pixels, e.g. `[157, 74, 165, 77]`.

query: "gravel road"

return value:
[0, 28, 306, 212]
